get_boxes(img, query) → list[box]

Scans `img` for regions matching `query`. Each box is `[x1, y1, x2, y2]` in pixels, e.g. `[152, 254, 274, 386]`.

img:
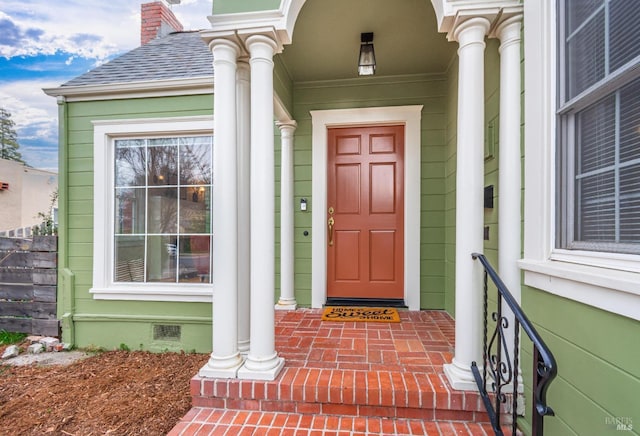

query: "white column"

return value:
[238, 34, 285, 381]
[497, 15, 523, 394]
[199, 38, 244, 379]
[276, 121, 297, 310]
[497, 16, 523, 314]
[236, 59, 251, 355]
[444, 17, 490, 391]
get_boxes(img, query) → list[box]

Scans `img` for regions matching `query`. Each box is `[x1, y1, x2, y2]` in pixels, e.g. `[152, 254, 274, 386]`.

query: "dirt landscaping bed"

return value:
[0, 345, 208, 435]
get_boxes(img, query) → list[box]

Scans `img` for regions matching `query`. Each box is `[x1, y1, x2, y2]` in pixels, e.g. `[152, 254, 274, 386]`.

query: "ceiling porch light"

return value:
[358, 32, 376, 76]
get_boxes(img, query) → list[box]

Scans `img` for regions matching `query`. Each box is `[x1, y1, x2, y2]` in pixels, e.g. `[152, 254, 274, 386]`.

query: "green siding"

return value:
[60, 94, 215, 352]
[483, 39, 500, 268]
[292, 74, 449, 309]
[213, 0, 281, 15]
[520, 288, 640, 436]
[444, 57, 457, 316]
[274, 56, 294, 113]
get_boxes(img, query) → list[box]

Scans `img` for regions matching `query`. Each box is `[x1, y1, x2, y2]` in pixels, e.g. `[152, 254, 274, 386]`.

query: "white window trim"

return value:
[521, 1, 640, 321]
[90, 115, 214, 302]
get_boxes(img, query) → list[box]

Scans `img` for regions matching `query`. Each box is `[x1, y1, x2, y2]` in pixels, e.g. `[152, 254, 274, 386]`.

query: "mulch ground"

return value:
[0, 346, 208, 435]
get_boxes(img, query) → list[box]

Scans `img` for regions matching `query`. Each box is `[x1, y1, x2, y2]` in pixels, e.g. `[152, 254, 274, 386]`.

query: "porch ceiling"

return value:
[279, 0, 456, 82]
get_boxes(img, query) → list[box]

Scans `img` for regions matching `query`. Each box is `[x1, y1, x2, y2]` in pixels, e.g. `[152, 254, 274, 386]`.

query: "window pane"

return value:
[115, 143, 146, 187]
[577, 171, 615, 242]
[147, 187, 178, 233]
[114, 236, 145, 282]
[149, 138, 178, 146]
[577, 95, 615, 173]
[146, 235, 177, 282]
[566, 9, 605, 99]
[610, 0, 640, 72]
[147, 144, 178, 186]
[178, 236, 210, 283]
[619, 77, 640, 163]
[112, 135, 212, 283]
[620, 164, 640, 243]
[566, 0, 602, 34]
[559, 0, 640, 253]
[180, 137, 212, 185]
[180, 187, 211, 233]
[115, 188, 145, 234]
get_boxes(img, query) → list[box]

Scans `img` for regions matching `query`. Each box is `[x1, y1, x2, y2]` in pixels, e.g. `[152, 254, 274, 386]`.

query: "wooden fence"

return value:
[0, 236, 59, 337]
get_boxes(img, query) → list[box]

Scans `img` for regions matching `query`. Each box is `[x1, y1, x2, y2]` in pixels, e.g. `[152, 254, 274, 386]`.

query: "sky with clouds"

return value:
[0, 0, 213, 170]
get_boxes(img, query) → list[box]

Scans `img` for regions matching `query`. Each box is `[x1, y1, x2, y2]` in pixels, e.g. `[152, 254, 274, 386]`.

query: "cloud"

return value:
[0, 0, 213, 169]
[0, 78, 60, 167]
[0, 14, 43, 47]
[0, 1, 212, 61]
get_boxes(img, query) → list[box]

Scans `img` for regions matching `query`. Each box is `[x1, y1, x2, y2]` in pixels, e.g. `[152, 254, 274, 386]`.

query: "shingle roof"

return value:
[62, 31, 213, 87]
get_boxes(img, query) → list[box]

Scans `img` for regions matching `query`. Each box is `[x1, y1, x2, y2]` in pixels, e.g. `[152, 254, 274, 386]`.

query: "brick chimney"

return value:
[141, 1, 184, 45]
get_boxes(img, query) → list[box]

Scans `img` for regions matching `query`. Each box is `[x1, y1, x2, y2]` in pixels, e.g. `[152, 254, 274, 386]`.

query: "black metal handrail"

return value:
[471, 253, 557, 436]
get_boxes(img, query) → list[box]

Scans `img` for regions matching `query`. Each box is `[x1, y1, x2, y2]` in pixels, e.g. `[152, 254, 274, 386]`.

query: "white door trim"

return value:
[310, 105, 423, 310]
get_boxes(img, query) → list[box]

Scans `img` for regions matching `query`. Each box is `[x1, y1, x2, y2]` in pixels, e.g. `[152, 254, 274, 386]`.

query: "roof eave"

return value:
[43, 76, 214, 102]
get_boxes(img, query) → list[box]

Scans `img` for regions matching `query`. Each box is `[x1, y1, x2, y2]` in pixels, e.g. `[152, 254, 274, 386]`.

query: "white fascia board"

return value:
[43, 76, 213, 102]
[207, 9, 284, 29]
[432, 0, 523, 36]
[207, 11, 290, 44]
[205, 0, 305, 45]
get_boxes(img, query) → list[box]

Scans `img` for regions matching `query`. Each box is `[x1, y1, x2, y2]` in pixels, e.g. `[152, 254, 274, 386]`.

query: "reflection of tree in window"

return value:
[115, 145, 146, 186]
[147, 144, 178, 234]
[148, 142, 178, 186]
[180, 137, 212, 186]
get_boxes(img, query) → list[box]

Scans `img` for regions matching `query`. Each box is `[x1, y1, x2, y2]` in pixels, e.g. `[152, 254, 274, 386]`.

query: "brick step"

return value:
[190, 367, 488, 422]
[169, 408, 496, 435]
[172, 310, 506, 434]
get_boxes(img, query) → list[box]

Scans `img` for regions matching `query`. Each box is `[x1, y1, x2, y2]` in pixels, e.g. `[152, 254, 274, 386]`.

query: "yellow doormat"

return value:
[321, 307, 401, 323]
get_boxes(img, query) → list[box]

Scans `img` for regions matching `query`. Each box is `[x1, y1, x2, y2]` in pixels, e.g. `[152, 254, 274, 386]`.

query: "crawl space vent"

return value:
[153, 324, 181, 341]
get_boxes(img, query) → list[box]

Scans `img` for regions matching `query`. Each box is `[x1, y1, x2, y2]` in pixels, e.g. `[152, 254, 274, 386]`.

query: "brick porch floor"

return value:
[169, 309, 495, 435]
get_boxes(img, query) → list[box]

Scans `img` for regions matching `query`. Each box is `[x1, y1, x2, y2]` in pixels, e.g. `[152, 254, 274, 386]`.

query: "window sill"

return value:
[90, 286, 213, 302]
[518, 258, 640, 321]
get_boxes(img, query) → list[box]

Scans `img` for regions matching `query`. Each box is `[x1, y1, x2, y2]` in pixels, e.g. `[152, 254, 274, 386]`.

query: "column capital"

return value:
[433, 1, 522, 40]
[208, 37, 241, 63]
[245, 33, 279, 60]
[276, 120, 297, 135]
[494, 15, 523, 51]
[452, 17, 491, 48]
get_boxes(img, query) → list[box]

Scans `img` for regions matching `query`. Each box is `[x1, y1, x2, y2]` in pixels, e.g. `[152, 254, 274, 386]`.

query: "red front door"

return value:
[327, 125, 404, 300]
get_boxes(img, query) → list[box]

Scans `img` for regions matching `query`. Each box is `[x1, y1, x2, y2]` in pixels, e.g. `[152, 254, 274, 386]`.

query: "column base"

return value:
[238, 340, 250, 356]
[237, 356, 285, 381]
[198, 353, 244, 379]
[275, 299, 297, 311]
[444, 358, 480, 391]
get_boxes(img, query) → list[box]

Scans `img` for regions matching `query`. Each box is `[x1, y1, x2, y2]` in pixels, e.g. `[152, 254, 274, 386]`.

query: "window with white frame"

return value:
[114, 136, 212, 283]
[557, 0, 640, 254]
[91, 116, 214, 302]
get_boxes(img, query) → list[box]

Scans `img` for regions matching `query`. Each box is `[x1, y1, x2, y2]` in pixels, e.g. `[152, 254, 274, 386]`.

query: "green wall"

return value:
[274, 56, 294, 113]
[444, 56, 457, 316]
[213, 0, 281, 15]
[59, 94, 215, 353]
[291, 74, 449, 309]
[520, 288, 640, 436]
[483, 38, 500, 269]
